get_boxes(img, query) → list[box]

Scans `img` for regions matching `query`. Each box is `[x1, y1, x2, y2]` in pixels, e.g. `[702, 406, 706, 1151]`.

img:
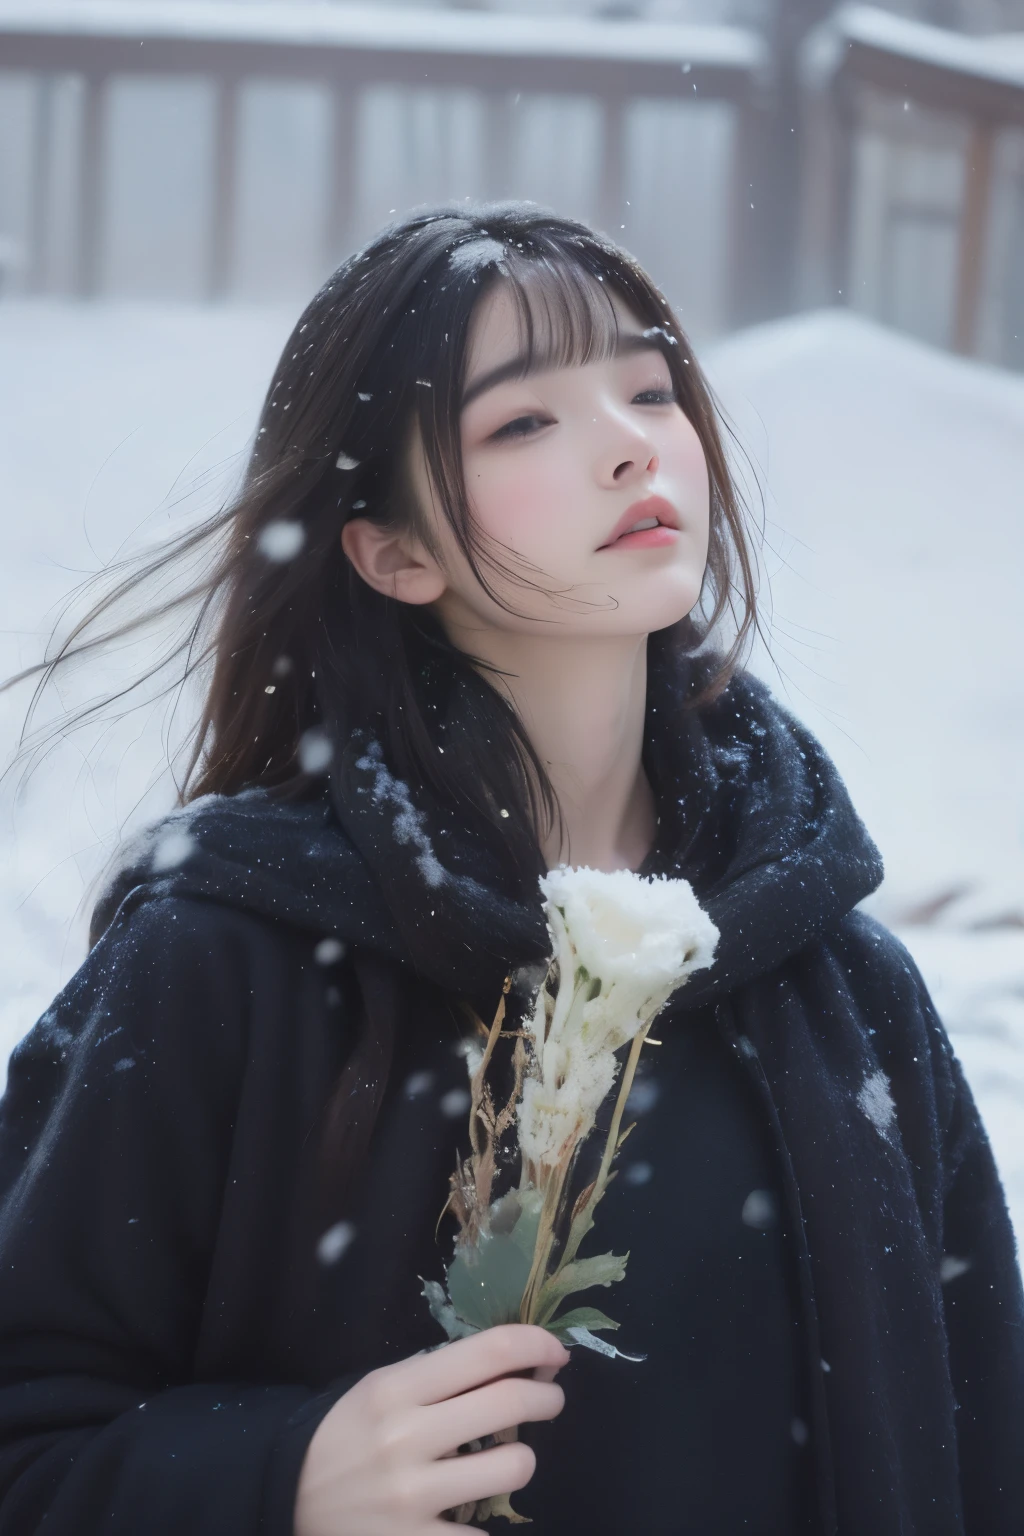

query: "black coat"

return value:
[0, 656, 1021, 1535]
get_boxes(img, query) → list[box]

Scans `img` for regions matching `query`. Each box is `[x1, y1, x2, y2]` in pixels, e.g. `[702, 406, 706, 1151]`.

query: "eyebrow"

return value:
[460, 331, 667, 410]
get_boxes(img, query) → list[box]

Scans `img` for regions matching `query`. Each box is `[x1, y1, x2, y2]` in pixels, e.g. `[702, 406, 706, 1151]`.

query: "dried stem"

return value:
[547, 1015, 655, 1282]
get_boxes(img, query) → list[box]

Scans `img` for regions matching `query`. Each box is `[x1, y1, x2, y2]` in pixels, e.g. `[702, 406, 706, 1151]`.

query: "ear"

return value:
[341, 518, 446, 605]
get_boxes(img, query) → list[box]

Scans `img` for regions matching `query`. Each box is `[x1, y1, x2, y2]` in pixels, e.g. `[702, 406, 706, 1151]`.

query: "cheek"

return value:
[465, 446, 580, 555]
[666, 417, 711, 506]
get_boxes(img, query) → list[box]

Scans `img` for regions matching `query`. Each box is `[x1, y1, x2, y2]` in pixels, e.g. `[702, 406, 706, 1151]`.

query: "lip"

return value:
[598, 495, 682, 551]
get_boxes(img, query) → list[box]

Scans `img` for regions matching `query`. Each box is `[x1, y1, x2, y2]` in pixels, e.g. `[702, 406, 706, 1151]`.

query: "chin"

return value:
[609, 573, 704, 634]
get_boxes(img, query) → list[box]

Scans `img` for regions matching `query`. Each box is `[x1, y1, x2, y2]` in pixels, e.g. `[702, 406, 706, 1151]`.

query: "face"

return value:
[408, 278, 711, 642]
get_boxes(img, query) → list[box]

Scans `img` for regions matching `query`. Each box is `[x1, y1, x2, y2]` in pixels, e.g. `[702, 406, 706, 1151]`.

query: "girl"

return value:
[0, 202, 1020, 1536]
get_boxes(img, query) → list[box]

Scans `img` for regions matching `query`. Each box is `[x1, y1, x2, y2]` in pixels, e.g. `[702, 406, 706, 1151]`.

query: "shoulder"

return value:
[90, 889, 276, 991]
[87, 783, 344, 948]
[822, 907, 946, 1023]
[12, 895, 284, 1096]
[814, 906, 960, 1125]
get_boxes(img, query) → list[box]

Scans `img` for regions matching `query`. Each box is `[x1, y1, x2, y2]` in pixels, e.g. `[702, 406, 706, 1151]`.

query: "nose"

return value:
[611, 448, 659, 484]
[595, 418, 659, 487]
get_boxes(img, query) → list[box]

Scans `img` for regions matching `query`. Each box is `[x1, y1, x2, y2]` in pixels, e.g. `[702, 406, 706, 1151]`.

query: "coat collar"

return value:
[91, 647, 884, 1005]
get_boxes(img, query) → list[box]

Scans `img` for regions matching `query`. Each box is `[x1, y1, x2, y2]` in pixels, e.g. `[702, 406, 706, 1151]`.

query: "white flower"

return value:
[516, 866, 718, 1172]
[541, 865, 717, 1001]
[517, 1050, 618, 1168]
[540, 865, 717, 1059]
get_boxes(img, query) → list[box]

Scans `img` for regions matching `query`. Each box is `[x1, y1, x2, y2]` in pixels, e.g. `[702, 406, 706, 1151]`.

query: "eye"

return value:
[633, 388, 677, 406]
[491, 413, 551, 442]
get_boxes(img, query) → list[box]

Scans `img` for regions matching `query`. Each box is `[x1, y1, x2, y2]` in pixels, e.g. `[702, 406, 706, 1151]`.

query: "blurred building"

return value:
[0, 0, 1021, 366]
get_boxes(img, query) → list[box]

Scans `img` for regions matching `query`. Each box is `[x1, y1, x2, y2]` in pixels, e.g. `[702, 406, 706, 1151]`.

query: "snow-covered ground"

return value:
[1, 298, 1022, 1252]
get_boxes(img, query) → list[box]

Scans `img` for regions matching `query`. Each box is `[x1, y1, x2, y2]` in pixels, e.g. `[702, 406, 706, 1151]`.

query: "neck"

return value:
[464, 629, 656, 873]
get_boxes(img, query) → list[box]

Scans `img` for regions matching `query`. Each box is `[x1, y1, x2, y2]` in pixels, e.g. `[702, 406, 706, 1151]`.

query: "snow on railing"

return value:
[0, 0, 766, 313]
[800, 4, 1024, 359]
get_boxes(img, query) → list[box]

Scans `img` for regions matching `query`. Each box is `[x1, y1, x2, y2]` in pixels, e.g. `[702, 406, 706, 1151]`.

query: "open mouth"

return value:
[598, 496, 681, 551]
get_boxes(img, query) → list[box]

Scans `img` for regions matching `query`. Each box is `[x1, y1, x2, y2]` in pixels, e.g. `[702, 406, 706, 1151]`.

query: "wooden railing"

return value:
[0, 0, 766, 323]
[800, 4, 1024, 358]
[3, 1, 1021, 361]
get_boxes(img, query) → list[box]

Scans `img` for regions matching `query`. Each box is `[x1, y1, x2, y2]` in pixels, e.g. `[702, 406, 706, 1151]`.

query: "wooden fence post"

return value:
[75, 73, 106, 297]
[27, 74, 56, 293]
[209, 75, 239, 300]
[326, 84, 358, 271]
[953, 118, 996, 355]
[597, 94, 627, 241]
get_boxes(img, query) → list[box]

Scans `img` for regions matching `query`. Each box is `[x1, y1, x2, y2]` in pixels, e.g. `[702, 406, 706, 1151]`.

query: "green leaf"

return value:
[562, 1325, 647, 1363]
[544, 1306, 620, 1334]
[535, 1250, 629, 1326]
[507, 1185, 545, 1263]
[444, 1187, 545, 1333]
[419, 1276, 481, 1342]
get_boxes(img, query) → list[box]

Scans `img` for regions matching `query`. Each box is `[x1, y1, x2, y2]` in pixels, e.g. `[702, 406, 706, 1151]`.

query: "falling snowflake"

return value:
[258, 521, 305, 562]
[317, 1220, 356, 1266]
[336, 451, 360, 471]
[151, 828, 196, 873]
[403, 1069, 435, 1098]
[440, 1087, 471, 1118]
[940, 1254, 972, 1284]
[623, 1160, 653, 1187]
[741, 1189, 778, 1228]
[624, 1077, 660, 1115]
[314, 937, 346, 966]
[298, 728, 334, 775]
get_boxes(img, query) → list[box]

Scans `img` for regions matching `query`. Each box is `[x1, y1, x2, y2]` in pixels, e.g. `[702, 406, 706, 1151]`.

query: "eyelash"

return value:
[491, 388, 678, 442]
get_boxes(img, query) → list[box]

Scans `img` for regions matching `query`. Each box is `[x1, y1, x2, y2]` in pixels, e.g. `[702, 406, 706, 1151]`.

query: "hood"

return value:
[90, 650, 884, 1008]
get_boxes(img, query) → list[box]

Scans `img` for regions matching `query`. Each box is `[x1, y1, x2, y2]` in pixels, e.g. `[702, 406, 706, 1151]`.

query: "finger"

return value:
[419, 1376, 564, 1462]
[531, 1359, 569, 1384]
[387, 1325, 570, 1409]
[422, 1439, 537, 1515]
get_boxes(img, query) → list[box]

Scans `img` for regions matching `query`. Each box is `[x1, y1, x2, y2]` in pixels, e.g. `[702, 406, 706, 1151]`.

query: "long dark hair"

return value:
[7, 199, 763, 894]
[5, 201, 767, 1238]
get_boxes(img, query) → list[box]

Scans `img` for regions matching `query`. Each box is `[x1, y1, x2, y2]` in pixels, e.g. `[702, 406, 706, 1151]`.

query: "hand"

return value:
[293, 1323, 570, 1535]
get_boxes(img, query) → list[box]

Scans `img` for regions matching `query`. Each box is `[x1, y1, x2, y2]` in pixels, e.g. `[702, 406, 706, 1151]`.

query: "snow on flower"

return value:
[517, 865, 718, 1172]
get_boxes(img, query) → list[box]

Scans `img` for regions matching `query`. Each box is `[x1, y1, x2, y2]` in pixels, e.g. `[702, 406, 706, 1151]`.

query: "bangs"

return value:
[501, 252, 629, 377]
[444, 230, 654, 403]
